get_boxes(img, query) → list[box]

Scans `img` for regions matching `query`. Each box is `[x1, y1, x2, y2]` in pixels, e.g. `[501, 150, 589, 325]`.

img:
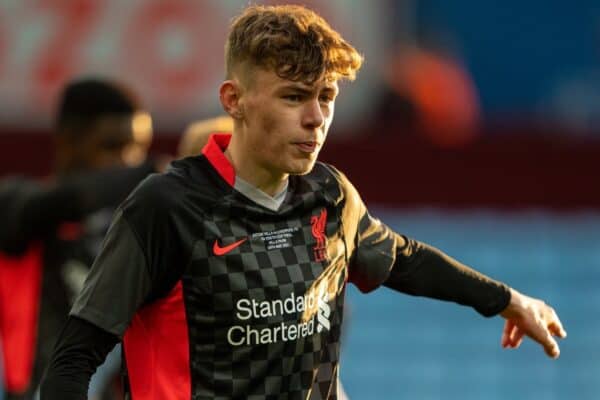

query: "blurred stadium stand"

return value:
[342, 210, 600, 399]
[2, 126, 599, 209]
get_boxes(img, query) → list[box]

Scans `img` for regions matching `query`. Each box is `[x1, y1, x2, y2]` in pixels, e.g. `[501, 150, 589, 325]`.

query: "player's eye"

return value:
[284, 94, 303, 102]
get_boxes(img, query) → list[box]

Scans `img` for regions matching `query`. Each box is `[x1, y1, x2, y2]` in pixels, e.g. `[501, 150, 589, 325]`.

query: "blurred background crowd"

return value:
[0, 1, 598, 399]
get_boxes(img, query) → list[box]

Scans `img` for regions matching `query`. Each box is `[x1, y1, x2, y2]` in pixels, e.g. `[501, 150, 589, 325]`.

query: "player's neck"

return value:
[224, 140, 288, 197]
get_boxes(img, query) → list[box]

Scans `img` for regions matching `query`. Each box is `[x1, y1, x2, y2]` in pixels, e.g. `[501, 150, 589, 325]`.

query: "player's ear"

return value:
[219, 80, 244, 120]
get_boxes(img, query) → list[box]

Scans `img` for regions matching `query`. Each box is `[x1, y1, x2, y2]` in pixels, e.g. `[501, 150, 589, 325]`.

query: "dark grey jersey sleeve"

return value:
[329, 166, 401, 293]
[348, 208, 401, 293]
[70, 209, 152, 337]
[70, 173, 189, 336]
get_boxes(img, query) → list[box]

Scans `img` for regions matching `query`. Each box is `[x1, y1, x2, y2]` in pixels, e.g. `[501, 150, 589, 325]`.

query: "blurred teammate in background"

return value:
[0, 78, 155, 399]
[177, 115, 233, 158]
[42, 5, 565, 400]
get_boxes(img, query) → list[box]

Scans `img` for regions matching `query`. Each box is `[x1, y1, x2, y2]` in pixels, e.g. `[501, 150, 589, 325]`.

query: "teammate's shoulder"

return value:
[0, 176, 42, 202]
[0, 176, 39, 192]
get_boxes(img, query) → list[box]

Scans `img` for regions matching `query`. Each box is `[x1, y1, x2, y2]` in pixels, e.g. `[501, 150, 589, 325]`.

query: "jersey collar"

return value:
[202, 133, 235, 187]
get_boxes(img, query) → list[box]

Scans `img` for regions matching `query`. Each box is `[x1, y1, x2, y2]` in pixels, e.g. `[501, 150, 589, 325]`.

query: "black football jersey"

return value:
[71, 134, 400, 399]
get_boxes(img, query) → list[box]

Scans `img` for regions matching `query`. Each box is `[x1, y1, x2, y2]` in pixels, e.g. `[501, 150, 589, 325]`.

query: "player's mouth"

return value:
[294, 141, 319, 154]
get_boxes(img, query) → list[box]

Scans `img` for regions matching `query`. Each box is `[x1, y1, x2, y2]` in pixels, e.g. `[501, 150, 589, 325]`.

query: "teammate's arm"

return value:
[0, 161, 155, 254]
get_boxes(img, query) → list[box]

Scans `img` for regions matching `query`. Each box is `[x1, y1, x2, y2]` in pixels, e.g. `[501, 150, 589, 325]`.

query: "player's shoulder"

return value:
[307, 162, 354, 191]
[308, 162, 364, 211]
[121, 155, 223, 215]
[303, 162, 357, 202]
[124, 170, 176, 206]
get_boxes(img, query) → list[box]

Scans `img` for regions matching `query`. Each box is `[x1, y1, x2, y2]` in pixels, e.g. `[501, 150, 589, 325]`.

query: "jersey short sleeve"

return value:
[70, 173, 188, 337]
[350, 206, 401, 292]
[326, 165, 403, 293]
[70, 208, 152, 337]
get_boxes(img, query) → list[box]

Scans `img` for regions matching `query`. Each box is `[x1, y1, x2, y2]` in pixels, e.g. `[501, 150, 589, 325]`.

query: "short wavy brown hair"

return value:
[226, 5, 363, 84]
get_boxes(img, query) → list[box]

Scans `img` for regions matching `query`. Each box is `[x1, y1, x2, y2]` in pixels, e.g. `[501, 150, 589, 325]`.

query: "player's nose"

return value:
[302, 99, 325, 130]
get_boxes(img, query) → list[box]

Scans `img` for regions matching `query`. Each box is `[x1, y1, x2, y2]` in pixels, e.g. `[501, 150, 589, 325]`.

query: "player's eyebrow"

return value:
[278, 82, 339, 97]
[278, 83, 314, 94]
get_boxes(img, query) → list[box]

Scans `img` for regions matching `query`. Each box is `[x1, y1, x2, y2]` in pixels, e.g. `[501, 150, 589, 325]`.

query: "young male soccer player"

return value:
[41, 5, 566, 399]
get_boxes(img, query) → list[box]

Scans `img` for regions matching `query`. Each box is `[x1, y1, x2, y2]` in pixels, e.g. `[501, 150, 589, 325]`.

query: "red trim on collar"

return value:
[202, 133, 235, 187]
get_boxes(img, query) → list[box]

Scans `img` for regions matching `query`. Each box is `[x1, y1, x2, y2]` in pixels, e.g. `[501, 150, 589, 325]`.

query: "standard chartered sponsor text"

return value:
[227, 291, 327, 346]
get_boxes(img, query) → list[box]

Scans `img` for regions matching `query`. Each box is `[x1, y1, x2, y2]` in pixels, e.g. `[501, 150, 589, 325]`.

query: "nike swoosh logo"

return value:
[213, 238, 247, 256]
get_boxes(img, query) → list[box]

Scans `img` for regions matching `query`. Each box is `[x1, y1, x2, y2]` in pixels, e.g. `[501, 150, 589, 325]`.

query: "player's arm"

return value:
[383, 238, 510, 317]
[344, 202, 510, 316]
[0, 161, 155, 255]
[335, 167, 566, 359]
[41, 186, 184, 397]
[41, 172, 188, 397]
[40, 209, 151, 398]
[359, 213, 566, 358]
[384, 237, 566, 358]
[40, 317, 118, 400]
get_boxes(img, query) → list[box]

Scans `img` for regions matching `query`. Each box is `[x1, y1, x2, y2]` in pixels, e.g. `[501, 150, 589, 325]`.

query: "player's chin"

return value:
[286, 158, 318, 176]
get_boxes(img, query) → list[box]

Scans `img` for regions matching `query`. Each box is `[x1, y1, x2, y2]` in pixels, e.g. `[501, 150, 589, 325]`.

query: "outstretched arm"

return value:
[383, 239, 566, 358]
[383, 239, 511, 317]
[334, 166, 567, 359]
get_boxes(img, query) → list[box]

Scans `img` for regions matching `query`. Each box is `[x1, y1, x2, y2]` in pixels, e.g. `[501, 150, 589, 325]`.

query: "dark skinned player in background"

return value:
[0, 78, 156, 399]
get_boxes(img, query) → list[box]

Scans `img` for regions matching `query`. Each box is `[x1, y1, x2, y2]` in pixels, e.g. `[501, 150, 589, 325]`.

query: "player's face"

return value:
[73, 112, 153, 171]
[239, 68, 338, 176]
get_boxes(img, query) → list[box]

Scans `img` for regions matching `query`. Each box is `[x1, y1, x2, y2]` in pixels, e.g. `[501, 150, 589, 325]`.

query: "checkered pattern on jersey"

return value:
[184, 188, 348, 399]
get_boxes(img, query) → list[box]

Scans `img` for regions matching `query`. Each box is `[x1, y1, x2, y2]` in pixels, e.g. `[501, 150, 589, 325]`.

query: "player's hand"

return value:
[499, 288, 567, 359]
